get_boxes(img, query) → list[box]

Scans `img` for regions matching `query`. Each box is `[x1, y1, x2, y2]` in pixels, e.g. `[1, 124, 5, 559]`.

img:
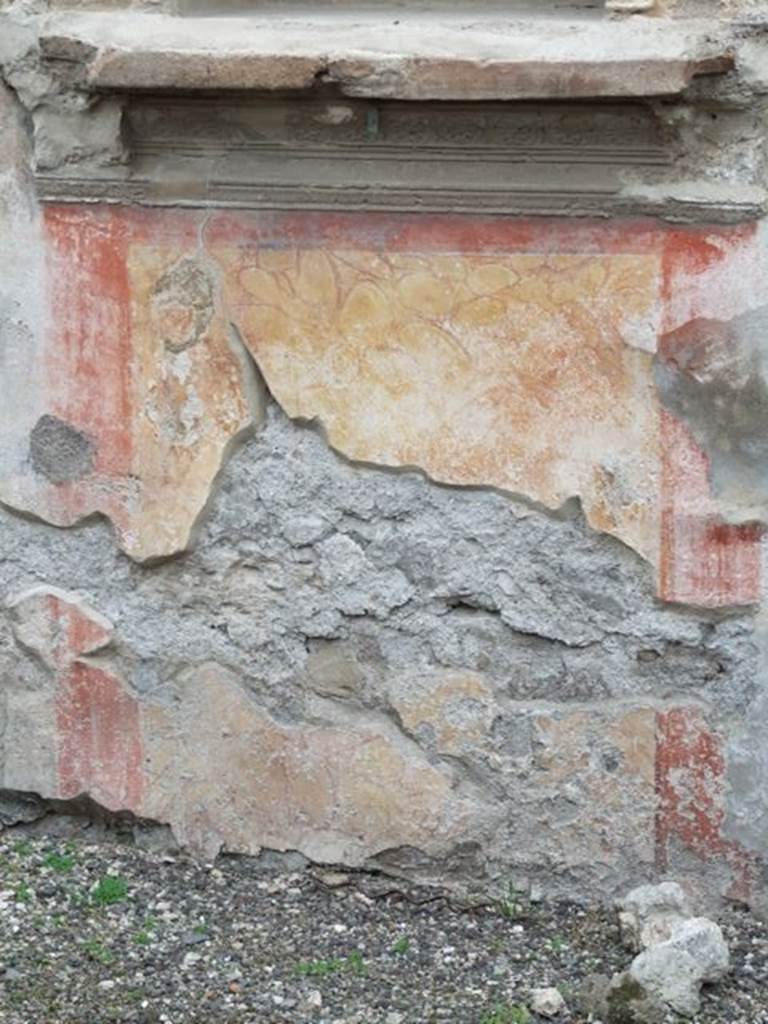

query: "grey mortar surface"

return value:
[0, 399, 759, 759]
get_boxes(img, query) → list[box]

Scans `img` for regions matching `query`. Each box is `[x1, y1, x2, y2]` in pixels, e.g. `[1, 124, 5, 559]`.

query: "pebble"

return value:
[530, 986, 567, 1017]
[305, 989, 323, 1009]
[319, 872, 351, 888]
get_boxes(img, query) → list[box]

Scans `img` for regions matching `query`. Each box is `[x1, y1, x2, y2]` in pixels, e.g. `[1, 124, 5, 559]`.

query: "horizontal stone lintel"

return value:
[39, 11, 734, 100]
[34, 177, 768, 225]
[32, 95, 767, 223]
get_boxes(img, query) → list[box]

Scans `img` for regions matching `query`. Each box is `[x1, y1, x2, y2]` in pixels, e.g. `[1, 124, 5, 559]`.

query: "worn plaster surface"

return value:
[2, 1, 768, 909]
[0, 400, 761, 901]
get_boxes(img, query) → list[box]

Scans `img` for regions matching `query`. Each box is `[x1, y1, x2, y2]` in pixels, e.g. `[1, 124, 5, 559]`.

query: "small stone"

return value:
[98, 980, 116, 991]
[493, 958, 510, 976]
[529, 987, 566, 1018]
[305, 989, 323, 1010]
[265, 877, 291, 895]
[318, 871, 351, 889]
[385, 1014, 405, 1024]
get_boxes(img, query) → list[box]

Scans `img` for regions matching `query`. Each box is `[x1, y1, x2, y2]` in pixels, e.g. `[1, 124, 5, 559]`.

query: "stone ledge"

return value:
[38, 10, 735, 100]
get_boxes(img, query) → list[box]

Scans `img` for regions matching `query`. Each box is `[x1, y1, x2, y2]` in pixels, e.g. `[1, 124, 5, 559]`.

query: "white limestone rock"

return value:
[663, 918, 730, 984]
[628, 918, 730, 1017]
[616, 881, 692, 952]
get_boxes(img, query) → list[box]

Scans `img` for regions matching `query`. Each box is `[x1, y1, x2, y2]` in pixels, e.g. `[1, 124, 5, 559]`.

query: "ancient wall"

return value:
[1, 0, 768, 909]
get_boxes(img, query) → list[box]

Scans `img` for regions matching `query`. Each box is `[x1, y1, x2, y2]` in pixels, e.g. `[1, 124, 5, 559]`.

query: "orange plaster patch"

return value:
[216, 244, 662, 565]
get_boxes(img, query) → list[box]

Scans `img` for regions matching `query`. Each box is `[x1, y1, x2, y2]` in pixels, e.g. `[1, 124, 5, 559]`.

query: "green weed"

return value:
[83, 939, 115, 966]
[480, 1003, 530, 1024]
[498, 881, 528, 920]
[14, 881, 32, 903]
[297, 951, 366, 977]
[346, 951, 365, 975]
[44, 851, 75, 873]
[296, 957, 345, 977]
[92, 875, 129, 907]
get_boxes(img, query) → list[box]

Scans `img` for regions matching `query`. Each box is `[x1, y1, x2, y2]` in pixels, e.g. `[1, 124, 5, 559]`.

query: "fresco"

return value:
[1, 206, 759, 603]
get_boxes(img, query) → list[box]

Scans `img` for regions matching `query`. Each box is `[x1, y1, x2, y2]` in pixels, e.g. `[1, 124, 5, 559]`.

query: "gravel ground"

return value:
[1, 830, 767, 1024]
